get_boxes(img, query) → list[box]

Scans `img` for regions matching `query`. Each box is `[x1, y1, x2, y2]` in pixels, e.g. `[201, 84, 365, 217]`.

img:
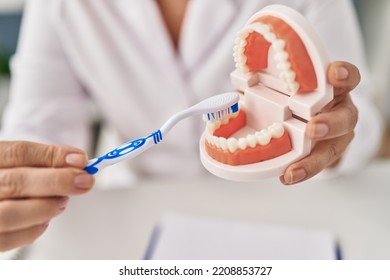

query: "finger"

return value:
[0, 168, 94, 200]
[280, 132, 354, 185]
[327, 61, 361, 96]
[0, 141, 88, 169]
[0, 223, 48, 252]
[0, 197, 68, 233]
[318, 93, 349, 113]
[306, 95, 358, 139]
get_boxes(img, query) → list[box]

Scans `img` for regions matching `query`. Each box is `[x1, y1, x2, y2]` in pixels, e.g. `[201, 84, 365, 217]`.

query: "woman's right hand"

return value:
[0, 141, 94, 252]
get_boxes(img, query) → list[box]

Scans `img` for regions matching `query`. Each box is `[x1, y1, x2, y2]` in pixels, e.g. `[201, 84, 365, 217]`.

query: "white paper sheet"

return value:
[146, 213, 338, 260]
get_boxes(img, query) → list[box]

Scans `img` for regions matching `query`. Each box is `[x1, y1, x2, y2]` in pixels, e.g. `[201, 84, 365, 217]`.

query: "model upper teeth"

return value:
[205, 114, 285, 153]
[233, 22, 300, 94]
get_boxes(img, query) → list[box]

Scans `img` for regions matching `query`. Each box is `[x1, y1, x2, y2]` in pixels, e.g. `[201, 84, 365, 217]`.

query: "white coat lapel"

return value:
[115, 0, 192, 95]
[180, 0, 277, 103]
[115, 0, 175, 72]
[180, 0, 237, 73]
[180, 0, 250, 105]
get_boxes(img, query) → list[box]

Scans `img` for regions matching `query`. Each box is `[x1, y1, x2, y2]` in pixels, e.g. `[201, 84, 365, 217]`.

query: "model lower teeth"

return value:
[205, 114, 285, 154]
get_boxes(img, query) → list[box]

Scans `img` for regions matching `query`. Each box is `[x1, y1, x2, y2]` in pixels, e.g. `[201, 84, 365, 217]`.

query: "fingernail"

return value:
[313, 123, 329, 138]
[65, 153, 87, 167]
[335, 66, 349, 80]
[285, 168, 307, 185]
[74, 173, 93, 189]
[58, 196, 69, 210]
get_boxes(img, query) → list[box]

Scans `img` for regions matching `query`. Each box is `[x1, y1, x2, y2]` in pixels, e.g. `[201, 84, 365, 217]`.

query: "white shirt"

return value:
[0, 0, 383, 183]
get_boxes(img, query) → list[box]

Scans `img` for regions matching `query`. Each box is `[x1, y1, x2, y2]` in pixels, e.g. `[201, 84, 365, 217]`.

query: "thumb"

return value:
[327, 61, 361, 96]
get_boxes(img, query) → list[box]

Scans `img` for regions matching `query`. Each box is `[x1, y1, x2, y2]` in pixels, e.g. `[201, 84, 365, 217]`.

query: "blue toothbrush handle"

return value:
[84, 130, 163, 175]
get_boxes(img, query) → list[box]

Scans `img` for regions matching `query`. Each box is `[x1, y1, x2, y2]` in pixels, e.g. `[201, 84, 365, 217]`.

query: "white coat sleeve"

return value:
[303, 0, 384, 176]
[0, 0, 91, 151]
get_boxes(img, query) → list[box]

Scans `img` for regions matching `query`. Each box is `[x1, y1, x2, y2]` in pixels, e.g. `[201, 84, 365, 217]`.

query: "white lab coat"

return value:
[0, 0, 384, 184]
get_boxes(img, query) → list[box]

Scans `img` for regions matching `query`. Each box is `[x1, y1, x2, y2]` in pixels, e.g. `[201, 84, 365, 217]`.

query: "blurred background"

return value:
[1, 0, 389, 156]
[0, 0, 22, 118]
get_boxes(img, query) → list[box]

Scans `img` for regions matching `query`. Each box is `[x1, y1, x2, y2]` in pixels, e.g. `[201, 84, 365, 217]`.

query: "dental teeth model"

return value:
[200, 5, 334, 181]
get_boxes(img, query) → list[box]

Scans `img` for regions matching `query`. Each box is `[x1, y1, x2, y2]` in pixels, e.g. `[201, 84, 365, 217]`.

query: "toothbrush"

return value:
[84, 91, 240, 174]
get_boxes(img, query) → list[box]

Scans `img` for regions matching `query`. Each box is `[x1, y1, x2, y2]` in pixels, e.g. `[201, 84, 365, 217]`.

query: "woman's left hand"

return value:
[281, 61, 360, 185]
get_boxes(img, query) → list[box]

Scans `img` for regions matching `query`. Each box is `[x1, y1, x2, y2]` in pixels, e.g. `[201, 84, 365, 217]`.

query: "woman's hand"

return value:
[281, 61, 360, 185]
[0, 141, 94, 251]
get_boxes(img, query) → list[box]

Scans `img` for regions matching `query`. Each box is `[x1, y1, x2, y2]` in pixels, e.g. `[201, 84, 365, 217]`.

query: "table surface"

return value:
[21, 159, 390, 260]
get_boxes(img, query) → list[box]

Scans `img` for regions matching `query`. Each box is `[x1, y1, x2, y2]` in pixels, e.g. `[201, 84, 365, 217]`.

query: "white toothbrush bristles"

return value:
[204, 102, 239, 121]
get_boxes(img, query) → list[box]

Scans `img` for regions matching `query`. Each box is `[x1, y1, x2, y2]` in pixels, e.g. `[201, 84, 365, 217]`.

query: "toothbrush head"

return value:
[205, 103, 239, 121]
[199, 92, 240, 121]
